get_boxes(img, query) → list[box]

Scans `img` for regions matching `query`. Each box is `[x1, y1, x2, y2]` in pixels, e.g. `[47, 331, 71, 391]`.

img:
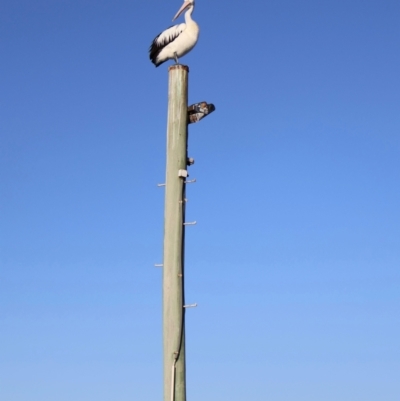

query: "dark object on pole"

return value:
[188, 101, 216, 124]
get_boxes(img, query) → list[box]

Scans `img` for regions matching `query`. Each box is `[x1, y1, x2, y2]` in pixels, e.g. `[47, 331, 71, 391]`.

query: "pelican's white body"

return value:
[157, 21, 199, 63]
[149, 0, 199, 67]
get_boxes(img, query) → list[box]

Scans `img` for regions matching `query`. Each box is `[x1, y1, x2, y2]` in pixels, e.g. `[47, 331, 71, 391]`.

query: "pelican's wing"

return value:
[149, 23, 185, 65]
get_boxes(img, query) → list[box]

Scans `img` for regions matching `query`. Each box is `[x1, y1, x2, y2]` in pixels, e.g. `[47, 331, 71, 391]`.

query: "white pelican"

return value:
[149, 0, 199, 67]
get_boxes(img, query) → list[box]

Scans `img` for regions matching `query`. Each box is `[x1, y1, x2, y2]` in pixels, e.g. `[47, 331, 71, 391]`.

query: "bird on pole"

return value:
[149, 0, 199, 67]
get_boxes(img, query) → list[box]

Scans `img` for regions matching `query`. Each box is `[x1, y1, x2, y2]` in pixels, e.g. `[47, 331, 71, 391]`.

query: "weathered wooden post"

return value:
[163, 64, 189, 401]
[161, 63, 215, 401]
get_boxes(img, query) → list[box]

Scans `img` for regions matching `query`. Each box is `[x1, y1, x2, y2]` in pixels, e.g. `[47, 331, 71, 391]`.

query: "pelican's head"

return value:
[172, 0, 195, 21]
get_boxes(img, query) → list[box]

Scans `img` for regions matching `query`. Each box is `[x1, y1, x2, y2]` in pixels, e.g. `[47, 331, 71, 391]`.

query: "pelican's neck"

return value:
[184, 5, 194, 24]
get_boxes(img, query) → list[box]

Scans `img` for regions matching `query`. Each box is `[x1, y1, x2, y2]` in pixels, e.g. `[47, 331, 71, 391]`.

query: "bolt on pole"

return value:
[163, 64, 189, 401]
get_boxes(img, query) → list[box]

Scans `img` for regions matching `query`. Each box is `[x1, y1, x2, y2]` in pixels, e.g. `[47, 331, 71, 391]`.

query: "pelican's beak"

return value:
[172, 1, 191, 21]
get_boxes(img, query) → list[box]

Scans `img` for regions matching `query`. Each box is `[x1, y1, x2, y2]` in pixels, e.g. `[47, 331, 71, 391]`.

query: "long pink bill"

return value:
[172, 1, 191, 21]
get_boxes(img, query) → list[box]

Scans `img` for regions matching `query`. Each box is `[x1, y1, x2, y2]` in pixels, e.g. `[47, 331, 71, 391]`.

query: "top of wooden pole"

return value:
[168, 64, 189, 72]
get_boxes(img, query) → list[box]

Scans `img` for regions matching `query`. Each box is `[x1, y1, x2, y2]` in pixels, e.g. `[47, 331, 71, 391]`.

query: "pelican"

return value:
[149, 0, 199, 67]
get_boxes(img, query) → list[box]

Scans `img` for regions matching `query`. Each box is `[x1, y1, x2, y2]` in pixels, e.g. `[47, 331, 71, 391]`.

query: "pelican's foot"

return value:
[173, 52, 179, 64]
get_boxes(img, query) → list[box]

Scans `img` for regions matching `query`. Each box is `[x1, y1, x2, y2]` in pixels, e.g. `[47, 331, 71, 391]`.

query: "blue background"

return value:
[1, 0, 399, 400]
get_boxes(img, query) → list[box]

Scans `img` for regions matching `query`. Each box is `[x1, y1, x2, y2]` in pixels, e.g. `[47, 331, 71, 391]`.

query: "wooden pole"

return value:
[163, 64, 189, 401]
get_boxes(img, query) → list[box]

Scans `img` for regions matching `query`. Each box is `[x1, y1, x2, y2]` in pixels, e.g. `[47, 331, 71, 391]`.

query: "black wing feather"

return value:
[149, 25, 183, 67]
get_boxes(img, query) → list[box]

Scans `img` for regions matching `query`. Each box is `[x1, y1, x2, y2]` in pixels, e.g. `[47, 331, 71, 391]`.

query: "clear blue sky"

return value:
[1, 0, 399, 400]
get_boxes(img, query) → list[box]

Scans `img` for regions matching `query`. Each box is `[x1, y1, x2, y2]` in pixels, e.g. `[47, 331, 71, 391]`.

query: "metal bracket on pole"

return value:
[183, 303, 197, 308]
[183, 221, 197, 226]
[185, 179, 196, 184]
[178, 169, 188, 178]
[157, 183, 166, 187]
[154, 264, 163, 267]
